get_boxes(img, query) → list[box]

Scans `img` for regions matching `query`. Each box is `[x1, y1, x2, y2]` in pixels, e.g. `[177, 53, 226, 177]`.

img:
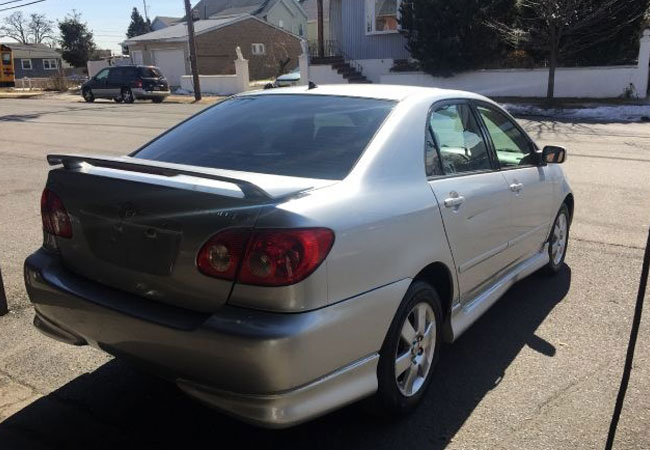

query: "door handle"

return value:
[510, 183, 524, 192]
[444, 196, 465, 208]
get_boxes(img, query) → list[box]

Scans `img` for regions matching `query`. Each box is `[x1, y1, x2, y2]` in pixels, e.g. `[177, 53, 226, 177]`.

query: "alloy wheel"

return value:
[394, 302, 437, 397]
[552, 212, 568, 266]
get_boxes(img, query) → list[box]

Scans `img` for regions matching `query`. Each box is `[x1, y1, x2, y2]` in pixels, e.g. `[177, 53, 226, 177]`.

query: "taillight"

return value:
[41, 188, 73, 238]
[197, 228, 334, 286]
[197, 229, 250, 280]
[133, 79, 143, 88]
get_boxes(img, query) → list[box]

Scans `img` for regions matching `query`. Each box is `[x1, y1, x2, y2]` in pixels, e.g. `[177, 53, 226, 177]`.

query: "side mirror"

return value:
[542, 145, 567, 164]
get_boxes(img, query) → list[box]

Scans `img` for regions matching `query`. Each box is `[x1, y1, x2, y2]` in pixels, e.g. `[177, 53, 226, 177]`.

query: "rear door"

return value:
[474, 103, 555, 261]
[426, 101, 514, 301]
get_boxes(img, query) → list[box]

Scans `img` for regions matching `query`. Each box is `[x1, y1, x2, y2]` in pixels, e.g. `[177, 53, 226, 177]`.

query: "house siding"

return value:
[195, 18, 302, 80]
[331, 0, 409, 60]
[14, 57, 61, 79]
[264, 0, 308, 37]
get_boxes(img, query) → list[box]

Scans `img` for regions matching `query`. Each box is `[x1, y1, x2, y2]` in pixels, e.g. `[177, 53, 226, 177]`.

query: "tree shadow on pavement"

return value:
[0, 266, 571, 450]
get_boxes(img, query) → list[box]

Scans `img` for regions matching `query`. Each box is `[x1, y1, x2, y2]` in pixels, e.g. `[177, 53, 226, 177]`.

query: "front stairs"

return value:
[310, 56, 372, 84]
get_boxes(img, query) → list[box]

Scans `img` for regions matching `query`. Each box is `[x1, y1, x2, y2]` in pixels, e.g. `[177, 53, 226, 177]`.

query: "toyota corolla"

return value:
[24, 85, 573, 428]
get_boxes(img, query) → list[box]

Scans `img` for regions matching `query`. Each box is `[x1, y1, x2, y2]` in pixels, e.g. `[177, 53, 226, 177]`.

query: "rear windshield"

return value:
[140, 67, 162, 78]
[133, 94, 395, 180]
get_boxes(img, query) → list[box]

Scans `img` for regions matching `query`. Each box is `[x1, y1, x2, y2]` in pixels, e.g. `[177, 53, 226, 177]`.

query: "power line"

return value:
[0, 0, 30, 6]
[0, 0, 47, 13]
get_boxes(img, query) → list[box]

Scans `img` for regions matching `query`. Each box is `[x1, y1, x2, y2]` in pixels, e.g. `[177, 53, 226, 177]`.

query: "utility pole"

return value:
[184, 0, 202, 101]
[142, 0, 149, 21]
[317, 0, 324, 58]
[0, 267, 8, 316]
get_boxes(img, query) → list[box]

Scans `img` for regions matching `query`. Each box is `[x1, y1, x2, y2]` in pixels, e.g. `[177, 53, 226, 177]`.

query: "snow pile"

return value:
[503, 103, 650, 122]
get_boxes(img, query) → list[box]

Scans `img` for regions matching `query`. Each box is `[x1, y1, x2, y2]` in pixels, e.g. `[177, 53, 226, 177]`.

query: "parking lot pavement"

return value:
[0, 98, 649, 449]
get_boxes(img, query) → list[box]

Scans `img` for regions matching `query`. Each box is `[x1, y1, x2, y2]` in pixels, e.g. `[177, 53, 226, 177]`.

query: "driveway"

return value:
[0, 98, 648, 449]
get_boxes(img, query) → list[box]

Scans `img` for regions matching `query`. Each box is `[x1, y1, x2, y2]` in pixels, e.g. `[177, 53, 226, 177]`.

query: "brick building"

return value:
[124, 15, 303, 86]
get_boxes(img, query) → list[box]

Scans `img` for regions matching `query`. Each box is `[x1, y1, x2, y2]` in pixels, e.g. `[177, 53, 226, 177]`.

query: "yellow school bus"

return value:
[0, 45, 15, 87]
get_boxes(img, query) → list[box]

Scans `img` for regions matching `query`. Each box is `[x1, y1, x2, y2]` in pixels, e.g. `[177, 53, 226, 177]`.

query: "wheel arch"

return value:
[564, 193, 574, 225]
[413, 262, 454, 326]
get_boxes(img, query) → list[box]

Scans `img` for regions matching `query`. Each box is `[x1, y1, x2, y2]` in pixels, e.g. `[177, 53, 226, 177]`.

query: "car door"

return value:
[474, 103, 555, 261]
[426, 101, 514, 302]
[92, 68, 110, 98]
[106, 67, 123, 98]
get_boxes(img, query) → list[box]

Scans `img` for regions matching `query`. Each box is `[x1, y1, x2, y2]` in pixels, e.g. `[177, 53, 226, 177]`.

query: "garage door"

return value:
[153, 49, 186, 87]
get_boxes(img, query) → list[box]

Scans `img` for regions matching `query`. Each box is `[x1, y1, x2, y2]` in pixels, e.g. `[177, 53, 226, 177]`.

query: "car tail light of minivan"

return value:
[41, 188, 73, 238]
[197, 228, 335, 286]
[133, 79, 143, 88]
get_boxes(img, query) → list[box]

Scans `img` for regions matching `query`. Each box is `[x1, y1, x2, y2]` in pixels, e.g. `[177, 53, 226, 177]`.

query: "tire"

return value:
[82, 88, 94, 103]
[545, 203, 570, 275]
[152, 97, 164, 104]
[375, 280, 443, 415]
[121, 87, 135, 104]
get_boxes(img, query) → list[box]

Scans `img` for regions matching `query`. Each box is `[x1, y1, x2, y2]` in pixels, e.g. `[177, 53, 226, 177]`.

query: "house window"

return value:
[21, 59, 32, 70]
[251, 43, 266, 56]
[278, 19, 284, 29]
[365, 0, 402, 34]
[43, 59, 58, 70]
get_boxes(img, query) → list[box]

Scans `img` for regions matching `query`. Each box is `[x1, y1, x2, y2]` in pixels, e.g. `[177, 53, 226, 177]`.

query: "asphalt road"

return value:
[0, 97, 649, 450]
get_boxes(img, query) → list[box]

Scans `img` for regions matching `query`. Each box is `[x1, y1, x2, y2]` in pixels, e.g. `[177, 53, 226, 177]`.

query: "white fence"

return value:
[381, 65, 644, 98]
[380, 30, 650, 98]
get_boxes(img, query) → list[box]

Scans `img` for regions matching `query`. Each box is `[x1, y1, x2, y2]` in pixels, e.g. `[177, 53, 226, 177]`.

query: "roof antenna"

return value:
[308, 81, 317, 90]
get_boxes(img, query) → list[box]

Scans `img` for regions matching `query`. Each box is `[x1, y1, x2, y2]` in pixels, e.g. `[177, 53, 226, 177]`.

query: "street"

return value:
[0, 97, 649, 449]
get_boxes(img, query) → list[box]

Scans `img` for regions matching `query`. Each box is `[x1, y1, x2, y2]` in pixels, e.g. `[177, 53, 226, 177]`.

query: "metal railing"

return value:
[308, 40, 365, 77]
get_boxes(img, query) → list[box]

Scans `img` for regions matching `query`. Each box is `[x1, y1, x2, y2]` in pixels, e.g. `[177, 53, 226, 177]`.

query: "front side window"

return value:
[43, 59, 58, 70]
[429, 103, 491, 175]
[366, 0, 401, 34]
[133, 95, 396, 180]
[21, 59, 32, 70]
[476, 105, 533, 168]
[95, 69, 109, 80]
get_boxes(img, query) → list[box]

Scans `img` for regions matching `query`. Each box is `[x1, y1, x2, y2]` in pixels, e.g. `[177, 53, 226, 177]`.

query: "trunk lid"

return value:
[45, 155, 328, 312]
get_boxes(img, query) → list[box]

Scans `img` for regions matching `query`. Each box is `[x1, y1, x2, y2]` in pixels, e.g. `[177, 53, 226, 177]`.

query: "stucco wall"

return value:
[309, 64, 347, 84]
[380, 65, 648, 98]
[181, 74, 241, 95]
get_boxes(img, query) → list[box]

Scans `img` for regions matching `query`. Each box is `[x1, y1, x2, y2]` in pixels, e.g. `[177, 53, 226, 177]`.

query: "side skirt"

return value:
[449, 245, 550, 342]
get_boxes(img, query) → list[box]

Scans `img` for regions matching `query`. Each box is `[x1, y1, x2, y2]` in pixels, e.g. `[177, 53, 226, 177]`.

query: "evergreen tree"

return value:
[58, 10, 96, 68]
[127, 8, 151, 39]
[400, 0, 517, 77]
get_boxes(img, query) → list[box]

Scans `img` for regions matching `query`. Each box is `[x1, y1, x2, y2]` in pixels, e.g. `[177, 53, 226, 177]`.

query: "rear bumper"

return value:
[132, 88, 170, 99]
[24, 249, 407, 428]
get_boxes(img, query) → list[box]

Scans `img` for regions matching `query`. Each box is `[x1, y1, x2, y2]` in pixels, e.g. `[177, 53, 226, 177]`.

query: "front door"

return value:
[474, 103, 555, 261]
[92, 68, 110, 98]
[426, 101, 514, 301]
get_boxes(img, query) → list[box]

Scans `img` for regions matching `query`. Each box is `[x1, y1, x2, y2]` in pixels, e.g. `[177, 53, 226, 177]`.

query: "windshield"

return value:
[1, 53, 10, 65]
[133, 94, 395, 180]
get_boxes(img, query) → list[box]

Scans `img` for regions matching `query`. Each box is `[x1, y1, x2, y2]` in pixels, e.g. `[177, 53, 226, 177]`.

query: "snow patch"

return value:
[503, 103, 650, 122]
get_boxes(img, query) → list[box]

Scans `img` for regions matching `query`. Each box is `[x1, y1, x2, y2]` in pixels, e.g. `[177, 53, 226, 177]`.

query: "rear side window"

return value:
[133, 95, 395, 180]
[107, 67, 123, 83]
[140, 67, 162, 78]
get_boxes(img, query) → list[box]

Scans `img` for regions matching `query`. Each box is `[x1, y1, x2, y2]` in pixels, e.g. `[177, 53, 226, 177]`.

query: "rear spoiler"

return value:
[47, 154, 272, 200]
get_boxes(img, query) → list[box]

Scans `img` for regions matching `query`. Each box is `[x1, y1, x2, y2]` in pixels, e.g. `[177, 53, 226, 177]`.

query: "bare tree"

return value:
[491, 0, 648, 100]
[29, 13, 54, 44]
[0, 11, 29, 44]
[0, 11, 54, 45]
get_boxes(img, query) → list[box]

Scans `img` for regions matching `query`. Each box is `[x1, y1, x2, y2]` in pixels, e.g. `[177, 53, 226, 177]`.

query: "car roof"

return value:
[242, 84, 496, 104]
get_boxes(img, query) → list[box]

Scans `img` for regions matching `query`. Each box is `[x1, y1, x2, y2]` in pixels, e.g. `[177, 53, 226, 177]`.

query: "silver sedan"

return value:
[25, 85, 573, 428]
